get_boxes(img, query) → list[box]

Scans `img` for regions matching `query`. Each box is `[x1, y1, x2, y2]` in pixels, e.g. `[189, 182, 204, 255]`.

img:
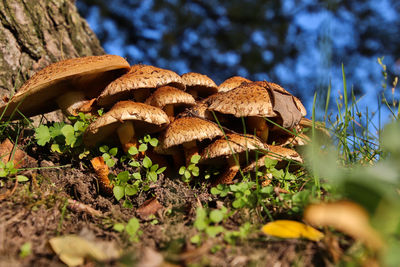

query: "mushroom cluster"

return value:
[0, 55, 315, 186]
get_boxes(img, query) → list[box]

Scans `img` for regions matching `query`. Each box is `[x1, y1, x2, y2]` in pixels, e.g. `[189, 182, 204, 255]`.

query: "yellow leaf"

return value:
[261, 220, 324, 241]
[49, 235, 120, 267]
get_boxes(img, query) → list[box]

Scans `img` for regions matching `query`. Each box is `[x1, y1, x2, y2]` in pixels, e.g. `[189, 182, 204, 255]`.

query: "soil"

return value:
[0, 141, 329, 267]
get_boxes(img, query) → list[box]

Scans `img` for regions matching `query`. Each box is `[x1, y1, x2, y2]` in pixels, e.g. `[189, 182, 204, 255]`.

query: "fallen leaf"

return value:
[137, 197, 163, 219]
[49, 235, 120, 267]
[0, 138, 36, 168]
[304, 201, 384, 251]
[90, 156, 113, 195]
[269, 88, 302, 129]
[261, 220, 324, 241]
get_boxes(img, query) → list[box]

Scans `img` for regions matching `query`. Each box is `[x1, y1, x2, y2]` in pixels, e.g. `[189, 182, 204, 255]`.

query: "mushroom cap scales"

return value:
[84, 101, 169, 147]
[0, 55, 130, 120]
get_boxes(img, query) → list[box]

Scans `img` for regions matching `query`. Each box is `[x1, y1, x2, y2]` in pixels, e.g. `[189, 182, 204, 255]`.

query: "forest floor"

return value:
[0, 138, 333, 267]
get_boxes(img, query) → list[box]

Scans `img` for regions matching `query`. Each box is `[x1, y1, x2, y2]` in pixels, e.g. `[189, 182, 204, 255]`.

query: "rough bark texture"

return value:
[0, 0, 104, 106]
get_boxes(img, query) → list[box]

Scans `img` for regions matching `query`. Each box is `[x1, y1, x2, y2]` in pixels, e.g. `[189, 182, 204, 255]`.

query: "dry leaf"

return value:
[137, 197, 163, 219]
[304, 201, 384, 251]
[270, 90, 302, 128]
[0, 138, 36, 168]
[90, 156, 113, 195]
[49, 235, 120, 267]
[261, 220, 324, 241]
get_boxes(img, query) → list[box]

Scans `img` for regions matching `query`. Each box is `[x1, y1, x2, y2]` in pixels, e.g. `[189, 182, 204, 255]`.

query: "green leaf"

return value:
[61, 125, 76, 146]
[125, 217, 140, 236]
[184, 170, 191, 179]
[113, 223, 125, 232]
[178, 166, 186, 175]
[192, 166, 199, 177]
[156, 166, 166, 174]
[123, 199, 133, 208]
[73, 121, 86, 132]
[125, 184, 138, 196]
[150, 138, 158, 147]
[117, 171, 130, 183]
[49, 122, 64, 137]
[132, 172, 141, 180]
[113, 185, 125, 201]
[205, 226, 224, 237]
[35, 125, 51, 146]
[109, 147, 118, 156]
[128, 146, 139, 155]
[0, 168, 8, 177]
[19, 242, 31, 259]
[99, 145, 108, 153]
[150, 164, 159, 172]
[105, 158, 116, 168]
[138, 143, 148, 152]
[264, 158, 278, 169]
[129, 160, 140, 167]
[190, 154, 201, 164]
[190, 234, 201, 244]
[210, 210, 224, 223]
[16, 175, 29, 182]
[210, 187, 220, 195]
[142, 156, 152, 168]
[147, 171, 157, 182]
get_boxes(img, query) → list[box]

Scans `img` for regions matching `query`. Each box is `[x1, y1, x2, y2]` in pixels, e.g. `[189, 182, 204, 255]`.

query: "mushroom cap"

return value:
[144, 86, 196, 109]
[97, 64, 185, 107]
[206, 82, 277, 118]
[243, 145, 303, 172]
[200, 133, 266, 165]
[0, 55, 130, 120]
[218, 76, 252, 93]
[84, 101, 169, 147]
[158, 117, 223, 150]
[181, 72, 218, 97]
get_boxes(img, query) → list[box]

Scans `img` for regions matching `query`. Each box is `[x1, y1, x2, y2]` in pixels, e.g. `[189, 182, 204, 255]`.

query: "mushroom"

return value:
[243, 145, 303, 174]
[218, 76, 252, 93]
[97, 64, 185, 106]
[156, 117, 224, 166]
[0, 55, 130, 120]
[84, 101, 169, 153]
[205, 82, 276, 142]
[144, 86, 196, 121]
[181, 72, 218, 99]
[200, 133, 266, 185]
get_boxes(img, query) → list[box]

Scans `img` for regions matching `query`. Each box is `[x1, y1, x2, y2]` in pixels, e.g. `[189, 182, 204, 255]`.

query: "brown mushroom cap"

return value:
[200, 133, 266, 165]
[0, 55, 130, 120]
[97, 64, 185, 107]
[181, 72, 218, 98]
[84, 101, 169, 147]
[218, 76, 252, 93]
[206, 82, 276, 118]
[243, 145, 303, 173]
[144, 86, 195, 109]
[158, 117, 223, 150]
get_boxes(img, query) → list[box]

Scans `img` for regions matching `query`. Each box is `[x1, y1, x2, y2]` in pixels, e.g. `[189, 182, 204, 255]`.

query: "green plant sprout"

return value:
[113, 217, 142, 242]
[179, 154, 200, 183]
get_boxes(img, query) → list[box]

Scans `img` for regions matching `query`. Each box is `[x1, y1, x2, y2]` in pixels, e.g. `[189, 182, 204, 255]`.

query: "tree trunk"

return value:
[0, 0, 104, 120]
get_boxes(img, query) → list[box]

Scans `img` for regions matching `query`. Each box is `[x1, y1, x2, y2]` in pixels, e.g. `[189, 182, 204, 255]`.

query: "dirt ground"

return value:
[0, 144, 328, 267]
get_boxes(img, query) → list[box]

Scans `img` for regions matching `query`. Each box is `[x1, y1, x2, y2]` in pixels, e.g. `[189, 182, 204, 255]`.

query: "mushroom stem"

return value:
[183, 140, 198, 165]
[164, 104, 175, 122]
[133, 88, 151, 102]
[187, 89, 198, 99]
[56, 91, 88, 116]
[248, 116, 269, 143]
[213, 156, 240, 186]
[117, 121, 138, 154]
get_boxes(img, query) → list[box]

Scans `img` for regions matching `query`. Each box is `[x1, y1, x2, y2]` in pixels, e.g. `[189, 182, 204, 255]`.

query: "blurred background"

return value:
[76, 0, 400, 119]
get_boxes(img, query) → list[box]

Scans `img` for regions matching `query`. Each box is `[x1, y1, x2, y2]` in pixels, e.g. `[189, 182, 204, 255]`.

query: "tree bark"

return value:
[0, 0, 104, 120]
